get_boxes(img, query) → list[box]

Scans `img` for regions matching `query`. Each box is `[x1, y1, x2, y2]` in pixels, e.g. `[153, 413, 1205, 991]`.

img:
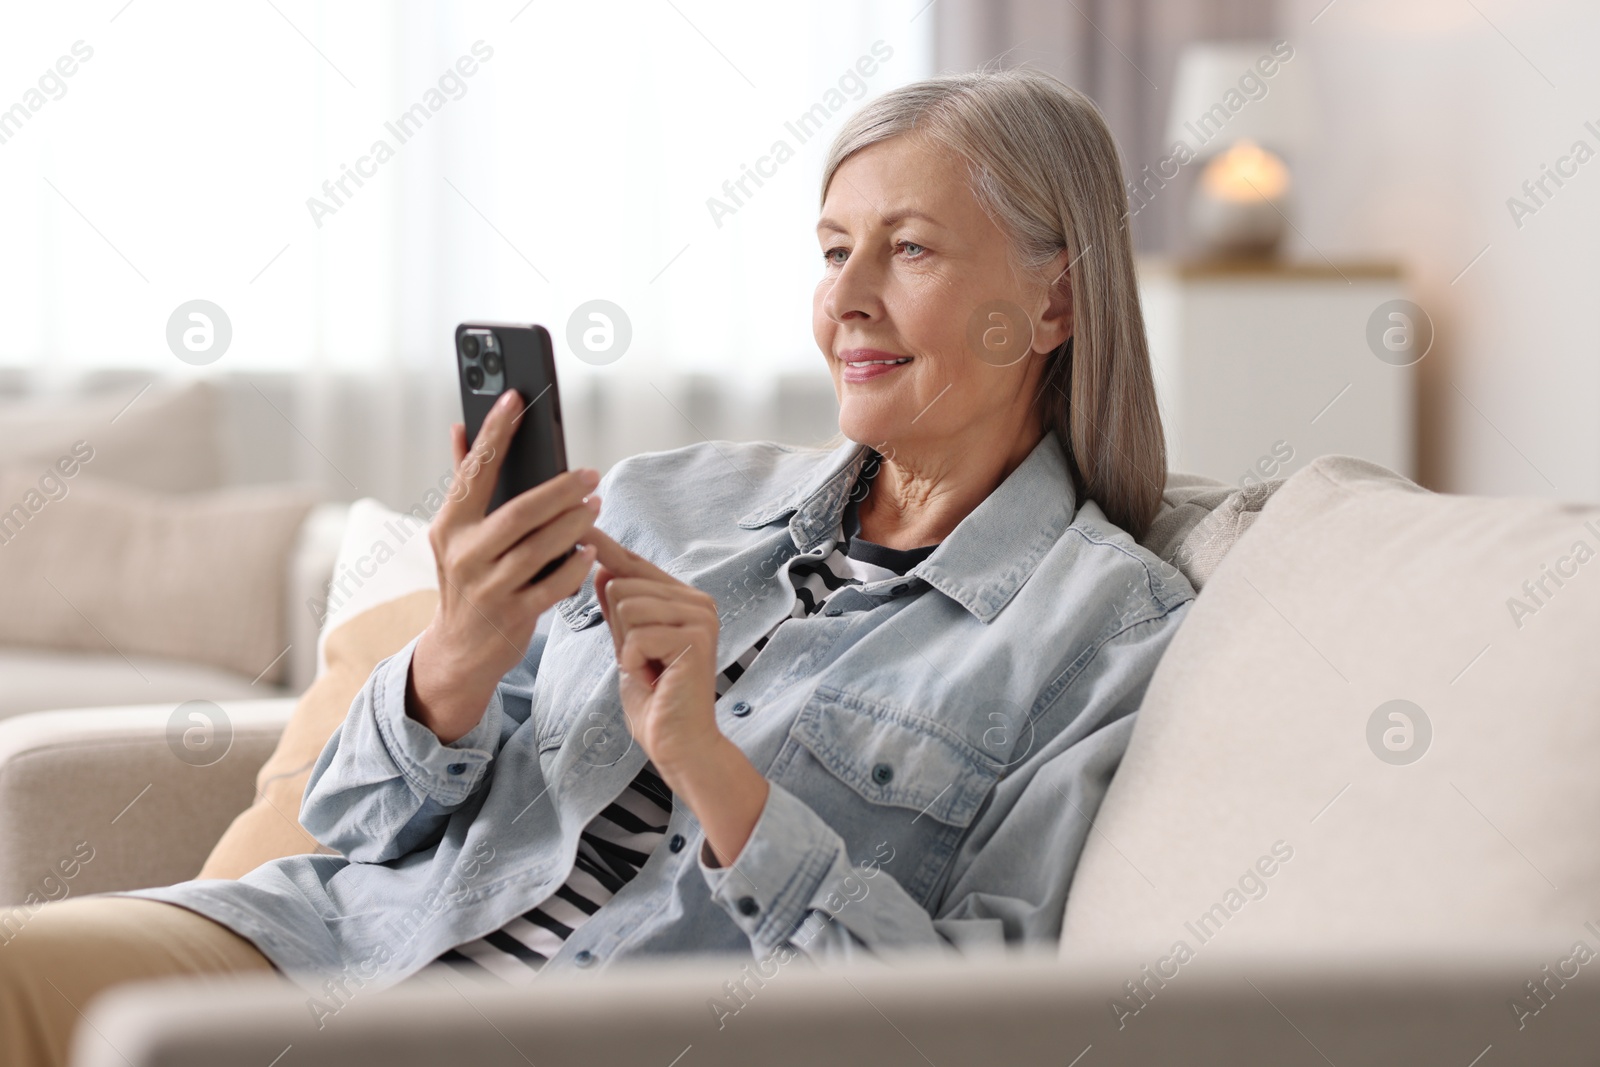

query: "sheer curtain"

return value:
[1, 1, 932, 499]
[3, 1, 932, 377]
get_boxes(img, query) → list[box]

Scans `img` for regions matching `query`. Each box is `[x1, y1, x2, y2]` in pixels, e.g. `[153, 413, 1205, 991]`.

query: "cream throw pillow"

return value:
[1063, 455, 1600, 959]
[0, 469, 315, 684]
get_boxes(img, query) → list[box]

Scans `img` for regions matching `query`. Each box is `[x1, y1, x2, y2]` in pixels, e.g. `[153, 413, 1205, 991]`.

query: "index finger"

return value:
[586, 528, 671, 581]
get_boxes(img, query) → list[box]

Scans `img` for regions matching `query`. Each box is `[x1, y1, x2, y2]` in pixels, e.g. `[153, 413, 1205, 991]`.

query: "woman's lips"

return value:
[838, 349, 912, 383]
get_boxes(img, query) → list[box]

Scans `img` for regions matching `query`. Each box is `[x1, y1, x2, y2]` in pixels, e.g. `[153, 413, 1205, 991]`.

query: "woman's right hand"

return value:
[407, 389, 602, 744]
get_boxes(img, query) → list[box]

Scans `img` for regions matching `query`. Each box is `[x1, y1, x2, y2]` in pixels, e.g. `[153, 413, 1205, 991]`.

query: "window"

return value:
[0, 1, 933, 384]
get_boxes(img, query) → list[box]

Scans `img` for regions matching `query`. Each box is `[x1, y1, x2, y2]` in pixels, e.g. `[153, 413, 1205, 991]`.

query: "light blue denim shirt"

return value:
[123, 432, 1193, 993]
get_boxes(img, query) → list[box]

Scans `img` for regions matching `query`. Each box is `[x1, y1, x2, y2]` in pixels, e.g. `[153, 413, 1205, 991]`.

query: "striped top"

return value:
[433, 460, 933, 982]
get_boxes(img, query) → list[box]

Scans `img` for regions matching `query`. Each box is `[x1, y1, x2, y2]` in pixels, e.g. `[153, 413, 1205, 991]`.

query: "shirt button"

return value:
[890, 583, 909, 596]
[446, 763, 467, 775]
[871, 762, 894, 785]
[574, 949, 595, 967]
[824, 606, 843, 617]
[669, 833, 686, 853]
[737, 896, 760, 917]
[731, 700, 753, 717]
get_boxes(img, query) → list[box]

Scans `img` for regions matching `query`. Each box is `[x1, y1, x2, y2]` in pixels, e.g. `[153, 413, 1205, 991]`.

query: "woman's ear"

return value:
[1035, 250, 1074, 354]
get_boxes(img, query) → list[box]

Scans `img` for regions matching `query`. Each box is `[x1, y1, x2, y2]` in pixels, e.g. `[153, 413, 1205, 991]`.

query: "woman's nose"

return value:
[824, 255, 884, 323]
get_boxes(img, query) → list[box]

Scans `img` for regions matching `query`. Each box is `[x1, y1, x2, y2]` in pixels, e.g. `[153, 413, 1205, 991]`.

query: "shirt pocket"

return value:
[770, 685, 1003, 908]
[557, 583, 604, 631]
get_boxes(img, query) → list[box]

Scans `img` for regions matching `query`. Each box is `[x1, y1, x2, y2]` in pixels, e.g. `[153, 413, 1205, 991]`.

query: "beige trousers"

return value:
[0, 895, 277, 1067]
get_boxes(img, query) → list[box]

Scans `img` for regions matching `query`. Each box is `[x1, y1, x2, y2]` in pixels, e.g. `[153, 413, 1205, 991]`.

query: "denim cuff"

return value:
[698, 782, 842, 954]
[371, 635, 502, 806]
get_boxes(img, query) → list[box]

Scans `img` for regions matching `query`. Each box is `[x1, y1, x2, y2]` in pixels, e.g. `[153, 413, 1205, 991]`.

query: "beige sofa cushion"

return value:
[0, 647, 269, 723]
[0, 380, 222, 494]
[1062, 455, 1600, 959]
[200, 500, 438, 879]
[0, 472, 316, 685]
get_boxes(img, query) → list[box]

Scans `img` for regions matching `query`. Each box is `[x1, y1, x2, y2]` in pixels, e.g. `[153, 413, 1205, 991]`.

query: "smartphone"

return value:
[454, 322, 571, 580]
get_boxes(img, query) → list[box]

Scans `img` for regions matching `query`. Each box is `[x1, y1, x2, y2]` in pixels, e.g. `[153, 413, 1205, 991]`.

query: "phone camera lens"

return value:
[460, 335, 480, 360]
[465, 365, 485, 390]
[482, 351, 503, 375]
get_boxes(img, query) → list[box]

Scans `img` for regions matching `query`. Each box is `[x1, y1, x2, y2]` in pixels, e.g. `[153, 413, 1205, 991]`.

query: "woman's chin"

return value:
[835, 404, 898, 448]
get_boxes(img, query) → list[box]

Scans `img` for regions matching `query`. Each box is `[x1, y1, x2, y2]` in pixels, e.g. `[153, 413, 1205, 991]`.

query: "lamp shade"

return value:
[1165, 41, 1313, 159]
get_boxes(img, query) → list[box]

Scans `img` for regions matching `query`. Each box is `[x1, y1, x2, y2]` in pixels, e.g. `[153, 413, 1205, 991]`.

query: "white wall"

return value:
[1276, 0, 1599, 499]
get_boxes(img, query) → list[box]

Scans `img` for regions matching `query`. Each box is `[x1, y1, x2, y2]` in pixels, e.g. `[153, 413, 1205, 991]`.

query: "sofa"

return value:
[0, 378, 352, 719]
[5, 452, 1598, 1065]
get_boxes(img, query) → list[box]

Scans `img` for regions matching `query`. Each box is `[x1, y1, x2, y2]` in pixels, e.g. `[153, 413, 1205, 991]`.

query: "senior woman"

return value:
[1, 67, 1192, 1062]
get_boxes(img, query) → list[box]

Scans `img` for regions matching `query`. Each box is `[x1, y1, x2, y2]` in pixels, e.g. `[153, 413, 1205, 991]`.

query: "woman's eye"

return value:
[821, 242, 924, 264]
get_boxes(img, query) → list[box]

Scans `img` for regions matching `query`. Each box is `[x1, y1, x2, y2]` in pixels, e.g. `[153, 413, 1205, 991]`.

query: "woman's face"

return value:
[813, 134, 1070, 463]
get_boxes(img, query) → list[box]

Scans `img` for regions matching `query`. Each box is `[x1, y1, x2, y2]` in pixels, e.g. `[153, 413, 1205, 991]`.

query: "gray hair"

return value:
[822, 67, 1166, 539]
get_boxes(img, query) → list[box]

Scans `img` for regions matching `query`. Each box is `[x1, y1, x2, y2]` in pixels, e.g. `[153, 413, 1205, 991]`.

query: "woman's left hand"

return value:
[590, 529, 721, 772]
[588, 529, 770, 867]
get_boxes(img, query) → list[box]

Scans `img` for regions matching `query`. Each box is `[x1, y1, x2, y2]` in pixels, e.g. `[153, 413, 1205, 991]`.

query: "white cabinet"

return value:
[1138, 259, 1416, 485]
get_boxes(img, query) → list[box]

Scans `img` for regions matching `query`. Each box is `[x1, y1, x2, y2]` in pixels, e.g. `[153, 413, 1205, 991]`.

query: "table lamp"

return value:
[1165, 41, 1313, 258]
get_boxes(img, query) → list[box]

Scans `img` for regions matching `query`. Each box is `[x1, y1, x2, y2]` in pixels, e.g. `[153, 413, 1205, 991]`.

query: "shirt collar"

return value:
[737, 438, 871, 547]
[737, 433, 1078, 623]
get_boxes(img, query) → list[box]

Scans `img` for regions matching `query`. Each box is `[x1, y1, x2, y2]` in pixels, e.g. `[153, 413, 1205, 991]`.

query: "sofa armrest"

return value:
[72, 948, 1600, 1067]
[0, 699, 295, 906]
[284, 502, 350, 695]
